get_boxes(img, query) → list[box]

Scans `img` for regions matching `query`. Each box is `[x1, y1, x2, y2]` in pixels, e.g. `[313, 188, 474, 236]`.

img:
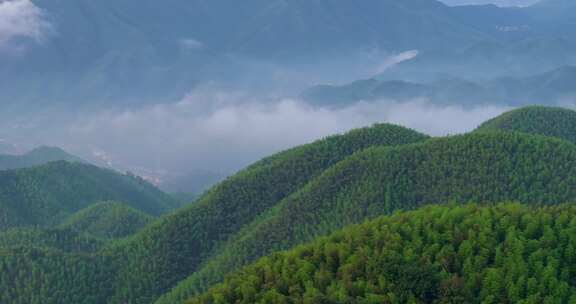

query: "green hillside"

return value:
[59, 202, 154, 239]
[0, 161, 176, 230]
[0, 228, 102, 253]
[160, 131, 576, 303]
[188, 203, 576, 304]
[0, 146, 84, 170]
[476, 106, 576, 143]
[0, 247, 114, 304]
[106, 124, 429, 304]
[2, 111, 576, 304]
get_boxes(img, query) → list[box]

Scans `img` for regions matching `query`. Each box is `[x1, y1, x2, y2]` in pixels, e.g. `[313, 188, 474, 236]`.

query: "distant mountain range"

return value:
[302, 65, 576, 107]
[0, 146, 84, 170]
[1, 0, 576, 112]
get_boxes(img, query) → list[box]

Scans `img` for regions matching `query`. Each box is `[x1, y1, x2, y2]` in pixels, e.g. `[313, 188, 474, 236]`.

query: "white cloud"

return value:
[179, 38, 204, 51]
[373, 50, 419, 75]
[0, 0, 50, 48]
[53, 92, 508, 173]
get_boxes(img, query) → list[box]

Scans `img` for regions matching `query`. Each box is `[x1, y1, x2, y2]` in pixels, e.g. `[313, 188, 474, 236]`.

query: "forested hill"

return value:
[0, 227, 103, 253]
[0, 146, 84, 170]
[159, 130, 576, 303]
[188, 203, 576, 304]
[105, 124, 429, 304]
[2, 107, 576, 304]
[0, 161, 176, 230]
[59, 201, 154, 239]
[476, 106, 576, 143]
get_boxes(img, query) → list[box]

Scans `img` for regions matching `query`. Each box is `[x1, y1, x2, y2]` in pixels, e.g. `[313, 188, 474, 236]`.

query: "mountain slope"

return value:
[0, 227, 102, 253]
[59, 201, 154, 239]
[0, 146, 84, 170]
[476, 106, 576, 143]
[188, 203, 576, 303]
[160, 130, 576, 303]
[105, 124, 429, 304]
[0, 161, 176, 230]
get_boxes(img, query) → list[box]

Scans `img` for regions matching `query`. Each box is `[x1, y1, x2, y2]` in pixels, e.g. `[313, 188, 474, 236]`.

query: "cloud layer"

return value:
[0, 0, 50, 47]
[51, 92, 509, 176]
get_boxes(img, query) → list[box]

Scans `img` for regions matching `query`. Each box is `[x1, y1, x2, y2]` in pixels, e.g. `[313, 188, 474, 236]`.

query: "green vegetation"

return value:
[476, 106, 576, 143]
[106, 124, 429, 304]
[0, 161, 177, 230]
[189, 203, 576, 304]
[1, 107, 576, 304]
[59, 202, 154, 239]
[0, 247, 114, 304]
[0, 146, 84, 170]
[159, 131, 576, 303]
[0, 228, 102, 253]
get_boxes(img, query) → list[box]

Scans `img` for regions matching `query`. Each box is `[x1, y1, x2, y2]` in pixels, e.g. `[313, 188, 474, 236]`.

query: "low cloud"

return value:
[179, 38, 204, 51]
[48, 92, 509, 175]
[0, 88, 511, 182]
[0, 0, 51, 48]
[373, 50, 419, 75]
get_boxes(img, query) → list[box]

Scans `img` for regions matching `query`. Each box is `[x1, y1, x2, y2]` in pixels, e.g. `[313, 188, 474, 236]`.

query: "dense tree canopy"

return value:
[188, 203, 576, 304]
[160, 131, 576, 303]
[106, 123, 429, 304]
[0, 161, 176, 230]
[1, 107, 576, 304]
[476, 106, 576, 143]
[0, 227, 102, 253]
[59, 201, 154, 239]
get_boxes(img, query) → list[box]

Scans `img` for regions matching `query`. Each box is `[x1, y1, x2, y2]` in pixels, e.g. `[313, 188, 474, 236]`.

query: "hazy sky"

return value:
[440, 0, 540, 6]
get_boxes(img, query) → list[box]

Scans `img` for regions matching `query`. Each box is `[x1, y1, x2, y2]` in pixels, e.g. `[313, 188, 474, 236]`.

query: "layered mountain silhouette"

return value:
[303, 65, 576, 107]
[2, 0, 576, 112]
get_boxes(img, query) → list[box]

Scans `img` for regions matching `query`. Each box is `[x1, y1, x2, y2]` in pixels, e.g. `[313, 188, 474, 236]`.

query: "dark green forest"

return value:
[189, 204, 576, 304]
[159, 130, 576, 304]
[0, 106, 576, 304]
[106, 123, 429, 304]
[58, 201, 154, 239]
[476, 106, 576, 143]
[0, 161, 176, 230]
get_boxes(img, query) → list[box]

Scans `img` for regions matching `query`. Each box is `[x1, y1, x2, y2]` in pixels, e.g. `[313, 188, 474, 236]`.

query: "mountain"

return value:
[58, 201, 154, 239]
[0, 161, 176, 230]
[0, 0, 507, 113]
[0, 227, 102, 253]
[188, 203, 576, 303]
[2, 0, 576, 114]
[0, 123, 428, 304]
[1, 107, 576, 303]
[476, 106, 576, 143]
[105, 123, 429, 304]
[159, 129, 576, 303]
[0, 146, 84, 170]
[302, 66, 576, 107]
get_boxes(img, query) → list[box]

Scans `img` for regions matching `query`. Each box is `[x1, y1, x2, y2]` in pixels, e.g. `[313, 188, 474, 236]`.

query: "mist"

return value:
[0, 86, 511, 185]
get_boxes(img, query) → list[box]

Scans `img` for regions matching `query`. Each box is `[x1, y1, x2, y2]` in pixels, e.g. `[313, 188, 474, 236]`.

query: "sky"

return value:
[0, 0, 50, 50]
[440, 0, 540, 6]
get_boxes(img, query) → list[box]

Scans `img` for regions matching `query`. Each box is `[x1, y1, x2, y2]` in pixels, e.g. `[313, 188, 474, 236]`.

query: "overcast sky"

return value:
[440, 0, 540, 6]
